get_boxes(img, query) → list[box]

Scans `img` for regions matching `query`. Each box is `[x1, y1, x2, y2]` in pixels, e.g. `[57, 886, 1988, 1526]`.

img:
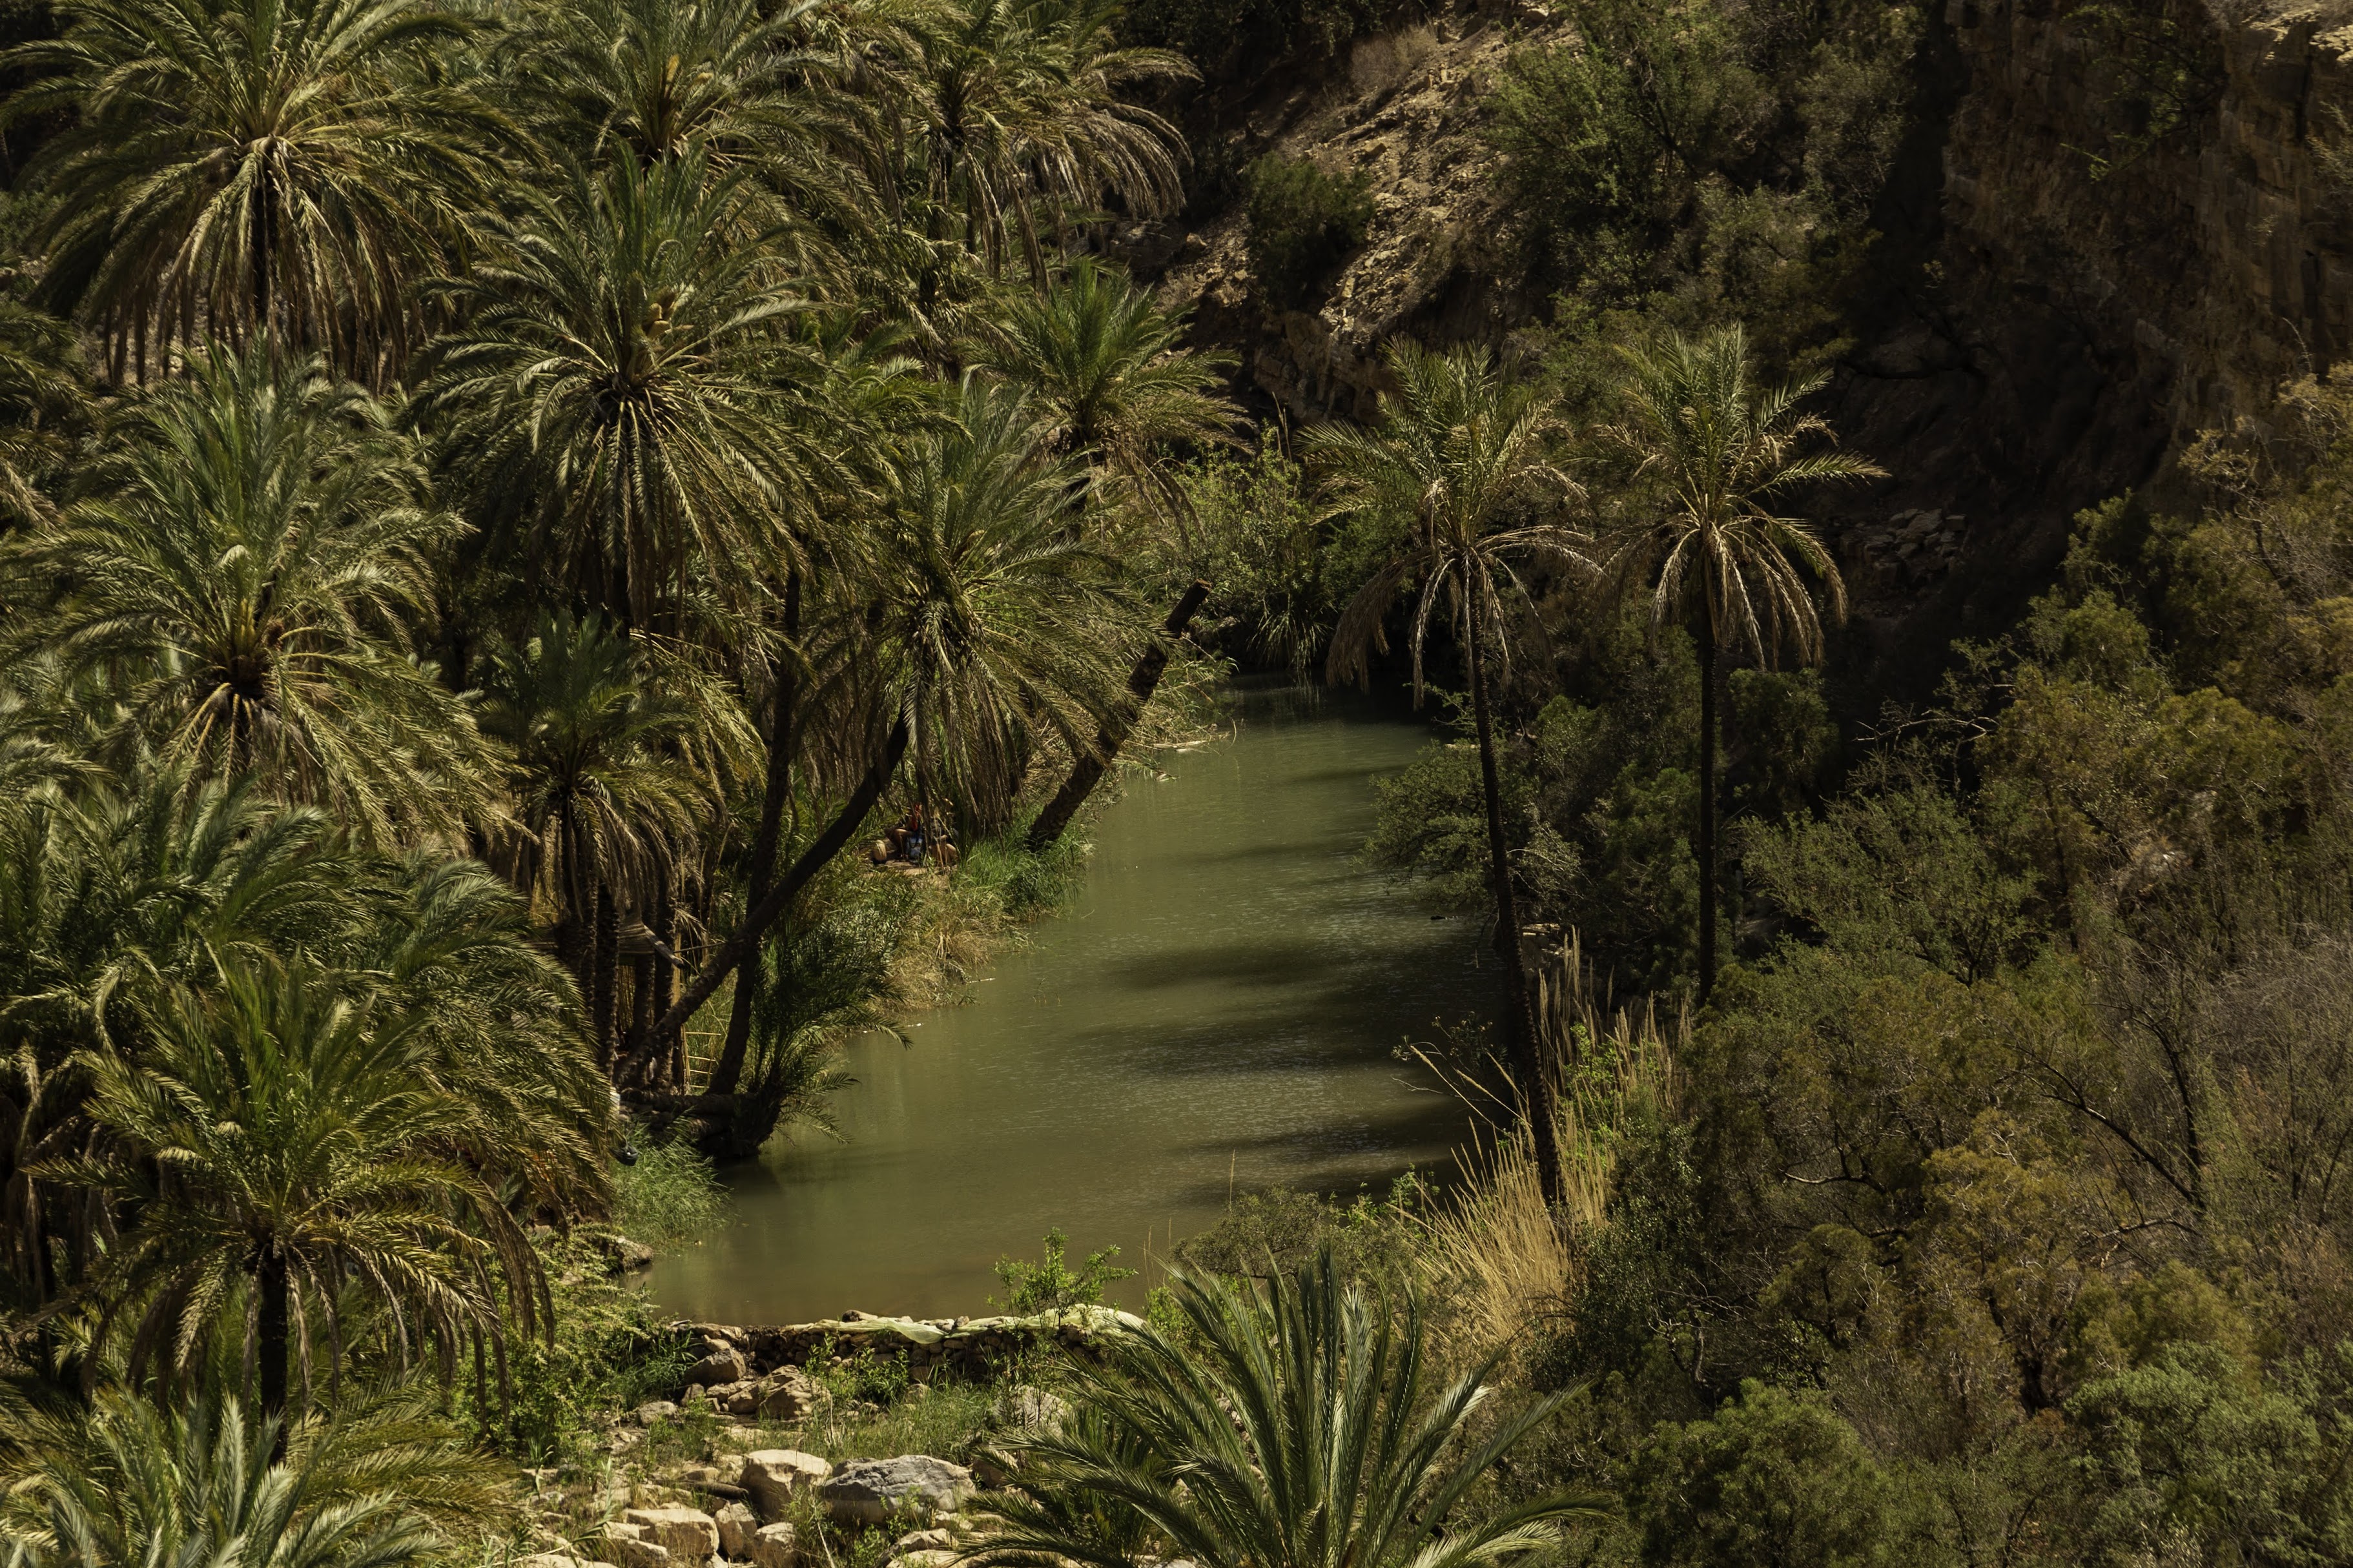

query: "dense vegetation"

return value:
[4, 0, 2347, 1562]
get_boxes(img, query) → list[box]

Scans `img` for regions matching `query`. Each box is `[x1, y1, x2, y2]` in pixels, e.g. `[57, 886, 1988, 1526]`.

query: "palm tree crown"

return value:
[5, 0, 509, 380]
[967, 1248, 1605, 1568]
[2, 347, 497, 846]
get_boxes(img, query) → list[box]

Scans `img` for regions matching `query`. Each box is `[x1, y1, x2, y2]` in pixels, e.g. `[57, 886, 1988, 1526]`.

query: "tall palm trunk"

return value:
[1463, 580, 1565, 1207]
[257, 1240, 289, 1427]
[1697, 615, 1718, 1004]
[653, 883, 680, 1089]
[709, 575, 799, 1101]
[592, 882, 619, 1072]
[622, 717, 911, 1085]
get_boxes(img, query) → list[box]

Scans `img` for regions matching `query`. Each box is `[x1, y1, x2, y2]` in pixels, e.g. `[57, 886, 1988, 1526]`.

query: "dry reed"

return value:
[1416, 930, 1685, 1362]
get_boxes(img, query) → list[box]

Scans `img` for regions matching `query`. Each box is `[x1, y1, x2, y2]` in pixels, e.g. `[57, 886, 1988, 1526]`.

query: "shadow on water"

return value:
[646, 677, 1490, 1325]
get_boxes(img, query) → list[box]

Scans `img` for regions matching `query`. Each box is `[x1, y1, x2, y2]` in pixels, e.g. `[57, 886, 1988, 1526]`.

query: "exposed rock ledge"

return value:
[671, 1306, 1148, 1389]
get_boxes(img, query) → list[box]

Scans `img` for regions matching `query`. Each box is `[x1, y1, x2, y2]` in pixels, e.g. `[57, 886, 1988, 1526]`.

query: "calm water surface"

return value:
[648, 680, 1489, 1323]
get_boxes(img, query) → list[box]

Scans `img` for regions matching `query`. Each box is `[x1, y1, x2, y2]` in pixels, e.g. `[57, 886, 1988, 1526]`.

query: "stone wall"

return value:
[674, 1307, 1146, 1389]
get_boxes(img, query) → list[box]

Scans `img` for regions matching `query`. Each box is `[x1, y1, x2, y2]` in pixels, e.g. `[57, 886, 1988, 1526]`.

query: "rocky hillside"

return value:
[1129, 0, 2353, 690]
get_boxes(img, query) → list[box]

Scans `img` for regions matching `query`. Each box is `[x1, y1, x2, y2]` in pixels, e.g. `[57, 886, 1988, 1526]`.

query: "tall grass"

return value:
[1418, 930, 1683, 1361]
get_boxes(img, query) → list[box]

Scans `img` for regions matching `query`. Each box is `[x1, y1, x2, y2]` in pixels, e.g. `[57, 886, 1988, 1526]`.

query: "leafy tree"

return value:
[1602, 323, 1879, 999]
[421, 147, 839, 637]
[980, 256, 1233, 527]
[57, 957, 564, 1417]
[477, 610, 753, 1061]
[5, 0, 509, 379]
[966, 1247, 1607, 1568]
[2, 347, 496, 846]
[1313, 341, 1588, 1201]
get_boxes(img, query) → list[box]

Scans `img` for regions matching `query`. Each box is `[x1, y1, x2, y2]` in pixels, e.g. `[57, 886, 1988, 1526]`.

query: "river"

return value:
[647, 678, 1490, 1324]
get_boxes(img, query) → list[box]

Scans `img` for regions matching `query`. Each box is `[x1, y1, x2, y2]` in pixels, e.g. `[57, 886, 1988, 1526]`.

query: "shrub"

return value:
[992, 1227, 1136, 1312]
[1242, 155, 1373, 311]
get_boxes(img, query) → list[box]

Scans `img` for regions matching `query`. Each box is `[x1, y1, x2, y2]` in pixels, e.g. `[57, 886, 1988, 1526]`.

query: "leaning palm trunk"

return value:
[1027, 578, 1210, 853]
[621, 718, 911, 1088]
[710, 576, 802, 1101]
[1461, 584, 1563, 1207]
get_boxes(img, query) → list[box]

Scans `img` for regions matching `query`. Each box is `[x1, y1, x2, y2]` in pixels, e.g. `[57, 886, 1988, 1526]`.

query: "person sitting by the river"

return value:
[904, 802, 929, 866]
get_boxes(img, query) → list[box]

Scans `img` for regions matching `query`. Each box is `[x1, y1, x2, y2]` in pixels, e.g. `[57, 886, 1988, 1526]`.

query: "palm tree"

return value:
[476, 609, 754, 1065]
[1311, 341, 1588, 1204]
[889, 0, 1193, 280]
[0, 771, 353, 1316]
[1, 347, 498, 846]
[650, 377, 1130, 1097]
[963, 1247, 1606, 1568]
[1602, 325, 1882, 1001]
[0, 296, 91, 528]
[977, 256, 1234, 524]
[421, 147, 838, 637]
[0, 1387, 500, 1567]
[872, 373, 1132, 833]
[52, 957, 556, 1418]
[3, 0, 511, 382]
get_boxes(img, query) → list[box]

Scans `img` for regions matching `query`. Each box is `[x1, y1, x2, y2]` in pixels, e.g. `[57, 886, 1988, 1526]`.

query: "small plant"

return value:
[992, 1228, 1136, 1312]
[1242, 154, 1374, 311]
[612, 1132, 731, 1248]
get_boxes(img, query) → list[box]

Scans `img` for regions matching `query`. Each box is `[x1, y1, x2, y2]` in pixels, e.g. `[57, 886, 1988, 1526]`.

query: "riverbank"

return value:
[646, 681, 1488, 1325]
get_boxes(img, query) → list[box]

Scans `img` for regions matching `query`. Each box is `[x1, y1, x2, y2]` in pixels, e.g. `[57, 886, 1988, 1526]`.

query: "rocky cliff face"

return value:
[1138, 2, 2353, 689]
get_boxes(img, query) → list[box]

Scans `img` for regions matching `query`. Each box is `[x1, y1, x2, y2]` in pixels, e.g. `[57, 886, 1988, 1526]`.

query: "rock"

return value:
[886, 1553, 954, 1568]
[611, 1236, 657, 1270]
[739, 1450, 832, 1522]
[991, 1385, 1069, 1435]
[624, 1505, 721, 1562]
[636, 1401, 680, 1428]
[755, 1367, 830, 1422]
[890, 1529, 952, 1555]
[706, 1379, 759, 1416]
[519, 1556, 580, 1568]
[817, 1456, 976, 1526]
[601, 1525, 671, 1568]
[715, 1503, 761, 1560]
[750, 1523, 797, 1568]
[686, 1348, 748, 1389]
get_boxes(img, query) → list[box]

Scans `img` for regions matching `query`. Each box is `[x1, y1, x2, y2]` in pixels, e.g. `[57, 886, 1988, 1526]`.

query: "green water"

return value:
[648, 678, 1490, 1325]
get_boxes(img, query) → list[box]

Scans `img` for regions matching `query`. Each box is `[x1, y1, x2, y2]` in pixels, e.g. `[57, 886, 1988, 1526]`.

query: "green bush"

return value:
[992, 1228, 1136, 1312]
[1242, 155, 1373, 311]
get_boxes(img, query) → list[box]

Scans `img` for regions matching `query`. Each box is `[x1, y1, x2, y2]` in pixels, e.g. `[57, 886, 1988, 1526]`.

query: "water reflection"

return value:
[647, 679, 1490, 1324]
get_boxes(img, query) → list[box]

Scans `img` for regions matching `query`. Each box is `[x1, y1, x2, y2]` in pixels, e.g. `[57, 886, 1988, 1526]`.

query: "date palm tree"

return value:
[1602, 324, 1881, 1001]
[0, 771, 352, 1316]
[1312, 341, 1587, 1204]
[648, 377, 1129, 1099]
[53, 957, 559, 1419]
[421, 148, 836, 637]
[476, 609, 754, 1064]
[1, 347, 498, 847]
[890, 0, 1193, 280]
[0, 1387, 497, 1567]
[979, 257, 1234, 527]
[3, 0, 511, 382]
[964, 1247, 1607, 1568]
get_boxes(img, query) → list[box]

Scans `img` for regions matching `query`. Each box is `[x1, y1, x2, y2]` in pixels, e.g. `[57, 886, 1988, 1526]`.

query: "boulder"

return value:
[750, 1523, 797, 1568]
[624, 1505, 720, 1562]
[739, 1450, 832, 1522]
[600, 1525, 670, 1568]
[887, 1553, 954, 1568]
[714, 1503, 761, 1560]
[992, 1386, 1069, 1435]
[755, 1366, 830, 1422]
[519, 1556, 581, 1568]
[889, 1529, 952, 1555]
[817, 1456, 976, 1525]
[706, 1380, 759, 1417]
[686, 1347, 749, 1389]
[635, 1401, 680, 1428]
